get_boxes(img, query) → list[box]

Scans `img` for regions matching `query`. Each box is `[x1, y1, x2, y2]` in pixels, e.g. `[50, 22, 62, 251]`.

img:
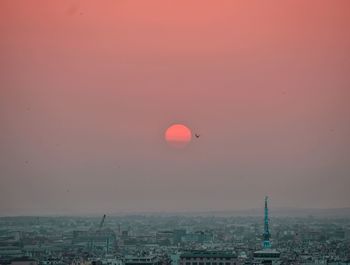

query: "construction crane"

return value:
[89, 215, 107, 252]
[99, 214, 106, 229]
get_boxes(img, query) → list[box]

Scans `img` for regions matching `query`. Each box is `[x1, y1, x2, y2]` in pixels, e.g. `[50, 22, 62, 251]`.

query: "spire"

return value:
[263, 196, 271, 249]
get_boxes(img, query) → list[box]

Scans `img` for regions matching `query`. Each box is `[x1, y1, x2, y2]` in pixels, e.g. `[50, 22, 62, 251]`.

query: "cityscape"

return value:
[1, 198, 349, 265]
[1, 1, 350, 265]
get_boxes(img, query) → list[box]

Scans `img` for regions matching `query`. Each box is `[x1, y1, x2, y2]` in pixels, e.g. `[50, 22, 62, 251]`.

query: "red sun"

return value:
[165, 124, 192, 148]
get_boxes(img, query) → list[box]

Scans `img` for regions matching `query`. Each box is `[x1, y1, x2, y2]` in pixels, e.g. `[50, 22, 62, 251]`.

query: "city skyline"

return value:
[1, 1, 350, 215]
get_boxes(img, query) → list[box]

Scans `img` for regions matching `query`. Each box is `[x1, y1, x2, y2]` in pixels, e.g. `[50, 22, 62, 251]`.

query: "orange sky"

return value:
[1, 0, 350, 215]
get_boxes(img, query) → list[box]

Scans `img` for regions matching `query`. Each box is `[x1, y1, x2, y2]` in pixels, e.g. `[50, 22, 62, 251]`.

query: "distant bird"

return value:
[195, 133, 200, 138]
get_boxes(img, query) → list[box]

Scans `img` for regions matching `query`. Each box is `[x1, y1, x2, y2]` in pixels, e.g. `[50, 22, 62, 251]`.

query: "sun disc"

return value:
[165, 124, 192, 148]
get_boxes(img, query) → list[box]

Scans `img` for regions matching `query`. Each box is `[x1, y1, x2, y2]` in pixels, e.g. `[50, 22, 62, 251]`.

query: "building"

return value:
[10, 257, 38, 265]
[179, 250, 238, 265]
[182, 231, 213, 244]
[253, 197, 281, 265]
[124, 255, 163, 265]
[252, 249, 281, 265]
[72, 228, 116, 253]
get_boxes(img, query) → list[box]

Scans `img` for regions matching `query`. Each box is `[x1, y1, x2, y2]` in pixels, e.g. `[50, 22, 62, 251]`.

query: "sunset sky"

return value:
[1, 0, 350, 215]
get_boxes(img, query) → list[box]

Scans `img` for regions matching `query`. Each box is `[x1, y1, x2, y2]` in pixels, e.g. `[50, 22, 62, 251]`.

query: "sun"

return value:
[165, 124, 192, 148]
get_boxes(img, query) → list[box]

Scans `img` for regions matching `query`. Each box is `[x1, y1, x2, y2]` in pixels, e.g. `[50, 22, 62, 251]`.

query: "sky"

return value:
[1, 0, 350, 215]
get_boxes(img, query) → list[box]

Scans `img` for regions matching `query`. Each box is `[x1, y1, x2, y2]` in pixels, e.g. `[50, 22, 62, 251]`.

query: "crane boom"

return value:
[99, 214, 106, 229]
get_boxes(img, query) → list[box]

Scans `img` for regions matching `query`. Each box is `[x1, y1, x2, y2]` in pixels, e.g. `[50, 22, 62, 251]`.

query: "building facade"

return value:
[179, 250, 237, 265]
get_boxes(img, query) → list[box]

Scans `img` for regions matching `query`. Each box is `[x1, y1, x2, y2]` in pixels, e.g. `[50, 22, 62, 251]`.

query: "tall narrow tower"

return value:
[263, 196, 271, 249]
[253, 197, 280, 265]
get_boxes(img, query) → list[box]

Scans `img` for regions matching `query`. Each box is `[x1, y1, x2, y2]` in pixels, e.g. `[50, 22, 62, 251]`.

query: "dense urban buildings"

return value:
[0, 198, 349, 265]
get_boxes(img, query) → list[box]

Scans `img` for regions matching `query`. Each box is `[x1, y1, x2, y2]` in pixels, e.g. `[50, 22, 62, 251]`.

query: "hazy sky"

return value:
[1, 0, 350, 215]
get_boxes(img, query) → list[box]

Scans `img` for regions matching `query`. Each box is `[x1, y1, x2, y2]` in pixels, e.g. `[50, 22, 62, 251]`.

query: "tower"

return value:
[253, 196, 280, 265]
[263, 196, 271, 249]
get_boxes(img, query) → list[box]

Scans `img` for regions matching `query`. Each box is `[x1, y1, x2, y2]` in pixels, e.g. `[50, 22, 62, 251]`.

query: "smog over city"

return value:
[1, 1, 350, 264]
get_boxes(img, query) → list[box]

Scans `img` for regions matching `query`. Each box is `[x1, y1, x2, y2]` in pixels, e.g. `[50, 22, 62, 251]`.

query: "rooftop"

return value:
[180, 250, 237, 258]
